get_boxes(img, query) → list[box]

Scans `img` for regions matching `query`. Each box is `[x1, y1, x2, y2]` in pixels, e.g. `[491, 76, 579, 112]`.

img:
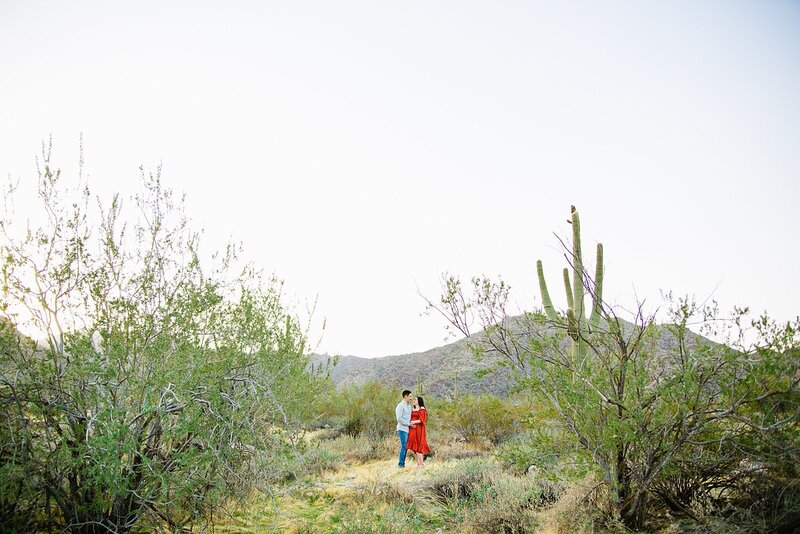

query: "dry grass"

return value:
[212, 430, 620, 533]
[535, 474, 626, 534]
[212, 438, 592, 533]
[319, 433, 397, 464]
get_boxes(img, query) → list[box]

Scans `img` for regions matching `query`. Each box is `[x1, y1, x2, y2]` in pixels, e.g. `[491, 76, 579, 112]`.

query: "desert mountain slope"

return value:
[311, 315, 713, 398]
[311, 335, 515, 398]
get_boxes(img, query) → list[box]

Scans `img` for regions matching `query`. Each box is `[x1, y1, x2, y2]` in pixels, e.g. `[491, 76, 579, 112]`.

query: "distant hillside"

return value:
[310, 335, 516, 398]
[311, 316, 711, 398]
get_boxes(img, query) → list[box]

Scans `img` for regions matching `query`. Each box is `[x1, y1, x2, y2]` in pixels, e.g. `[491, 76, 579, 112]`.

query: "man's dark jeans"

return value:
[397, 429, 408, 467]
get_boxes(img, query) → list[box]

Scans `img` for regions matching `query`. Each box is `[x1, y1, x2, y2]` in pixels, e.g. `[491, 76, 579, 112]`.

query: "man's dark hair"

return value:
[402, 390, 412, 397]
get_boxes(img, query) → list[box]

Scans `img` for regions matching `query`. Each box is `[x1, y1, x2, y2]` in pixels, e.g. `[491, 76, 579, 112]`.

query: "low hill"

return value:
[311, 315, 712, 398]
[310, 335, 516, 398]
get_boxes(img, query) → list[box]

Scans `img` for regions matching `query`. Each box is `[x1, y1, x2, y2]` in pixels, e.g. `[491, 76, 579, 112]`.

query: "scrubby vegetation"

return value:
[428, 207, 800, 532]
[2, 149, 796, 532]
[212, 374, 799, 533]
[202, 379, 658, 533]
[211, 380, 610, 533]
[0, 146, 328, 532]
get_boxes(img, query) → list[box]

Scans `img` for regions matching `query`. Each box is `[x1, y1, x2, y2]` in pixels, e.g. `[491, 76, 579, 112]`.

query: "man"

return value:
[395, 389, 413, 468]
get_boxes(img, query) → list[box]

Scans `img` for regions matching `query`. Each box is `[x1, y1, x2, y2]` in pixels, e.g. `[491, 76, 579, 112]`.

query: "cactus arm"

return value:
[571, 210, 586, 329]
[537, 260, 558, 322]
[566, 308, 578, 340]
[538, 207, 602, 361]
[562, 267, 574, 312]
[590, 243, 604, 330]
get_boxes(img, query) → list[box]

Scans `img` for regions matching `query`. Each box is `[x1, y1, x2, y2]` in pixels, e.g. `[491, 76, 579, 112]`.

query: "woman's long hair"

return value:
[416, 396, 425, 408]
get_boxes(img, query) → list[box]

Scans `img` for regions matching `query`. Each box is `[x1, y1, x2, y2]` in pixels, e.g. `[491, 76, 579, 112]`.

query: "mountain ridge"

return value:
[311, 315, 711, 398]
[310, 334, 516, 398]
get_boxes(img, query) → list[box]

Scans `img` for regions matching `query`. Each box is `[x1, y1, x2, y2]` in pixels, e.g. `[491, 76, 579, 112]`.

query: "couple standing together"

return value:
[395, 390, 430, 468]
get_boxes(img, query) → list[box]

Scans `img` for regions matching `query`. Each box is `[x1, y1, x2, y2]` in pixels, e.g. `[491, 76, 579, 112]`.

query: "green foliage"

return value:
[439, 393, 527, 445]
[325, 381, 399, 447]
[429, 206, 800, 530]
[420, 457, 562, 533]
[261, 441, 342, 485]
[496, 426, 592, 482]
[333, 502, 430, 534]
[321, 433, 398, 463]
[425, 457, 500, 502]
[459, 475, 544, 534]
[0, 145, 326, 532]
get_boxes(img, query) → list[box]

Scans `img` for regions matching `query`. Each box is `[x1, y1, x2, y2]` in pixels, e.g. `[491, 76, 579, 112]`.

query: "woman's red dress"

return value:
[406, 408, 430, 454]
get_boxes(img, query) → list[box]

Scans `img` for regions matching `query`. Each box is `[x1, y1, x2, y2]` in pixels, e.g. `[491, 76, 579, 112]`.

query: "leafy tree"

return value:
[427, 207, 799, 530]
[0, 143, 326, 532]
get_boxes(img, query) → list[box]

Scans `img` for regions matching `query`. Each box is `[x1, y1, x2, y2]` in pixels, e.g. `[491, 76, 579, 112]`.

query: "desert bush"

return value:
[424, 457, 501, 502]
[496, 426, 594, 486]
[543, 475, 624, 534]
[497, 425, 565, 471]
[304, 378, 341, 431]
[355, 474, 416, 505]
[327, 471, 438, 534]
[716, 464, 800, 533]
[322, 433, 397, 463]
[0, 147, 326, 532]
[423, 435, 482, 462]
[429, 207, 800, 529]
[261, 441, 342, 485]
[418, 457, 565, 533]
[325, 381, 398, 447]
[330, 509, 383, 534]
[334, 505, 429, 534]
[460, 475, 544, 533]
[439, 394, 522, 445]
[310, 424, 347, 441]
[380, 502, 431, 532]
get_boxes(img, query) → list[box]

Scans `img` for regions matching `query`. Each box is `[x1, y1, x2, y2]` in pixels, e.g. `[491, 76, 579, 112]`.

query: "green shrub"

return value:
[543, 475, 626, 534]
[325, 381, 399, 447]
[0, 153, 327, 532]
[439, 394, 523, 445]
[461, 475, 545, 533]
[323, 434, 397, 463]
[261, 443, 341, 485]
[496, 425, 592, 483]
[334, 505, 430, 534]
[417, 457, 565, 533]
[424, 457, 501, 502]
[430, 208, 800, 530]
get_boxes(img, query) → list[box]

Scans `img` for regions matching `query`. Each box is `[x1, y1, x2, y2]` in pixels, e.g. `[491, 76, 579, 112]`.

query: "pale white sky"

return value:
[1, 1, 798, 357]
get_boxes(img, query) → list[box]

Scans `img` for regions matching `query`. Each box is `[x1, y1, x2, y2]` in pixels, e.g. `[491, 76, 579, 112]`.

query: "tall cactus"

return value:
[537, 206, 604, 359]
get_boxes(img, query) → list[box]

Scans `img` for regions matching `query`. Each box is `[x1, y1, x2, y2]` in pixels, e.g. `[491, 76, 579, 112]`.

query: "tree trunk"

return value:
[622, 489, 648, 530]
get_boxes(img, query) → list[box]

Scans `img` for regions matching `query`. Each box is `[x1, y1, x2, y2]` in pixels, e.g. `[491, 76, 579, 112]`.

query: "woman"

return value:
[406, 396, 430, 468]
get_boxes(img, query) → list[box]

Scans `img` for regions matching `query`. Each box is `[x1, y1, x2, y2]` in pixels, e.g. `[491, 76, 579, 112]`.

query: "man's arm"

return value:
[396, 404, 411, 426]
[396, 404, 407, 425]
[404, 405, 414, 427]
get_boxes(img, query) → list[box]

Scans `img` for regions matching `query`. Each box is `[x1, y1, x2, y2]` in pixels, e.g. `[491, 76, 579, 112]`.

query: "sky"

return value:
[1, 1, 798, 357]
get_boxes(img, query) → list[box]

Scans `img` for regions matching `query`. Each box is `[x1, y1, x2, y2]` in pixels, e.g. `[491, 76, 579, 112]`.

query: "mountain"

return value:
[310, 316, 713, 398]
[310, 335, 517, 398]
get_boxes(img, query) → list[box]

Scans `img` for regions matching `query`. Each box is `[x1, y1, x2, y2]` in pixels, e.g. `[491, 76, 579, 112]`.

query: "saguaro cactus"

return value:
[537, 206, 604, 359]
